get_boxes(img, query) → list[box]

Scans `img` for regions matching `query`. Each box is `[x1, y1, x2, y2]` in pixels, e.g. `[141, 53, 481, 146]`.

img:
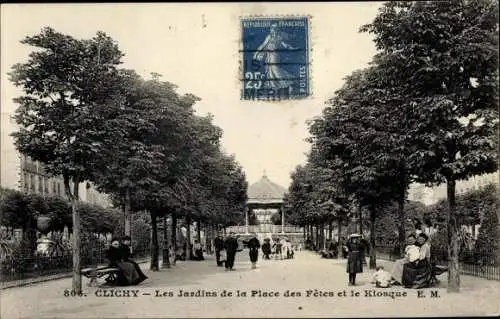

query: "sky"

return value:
[1, 3, 381, 189]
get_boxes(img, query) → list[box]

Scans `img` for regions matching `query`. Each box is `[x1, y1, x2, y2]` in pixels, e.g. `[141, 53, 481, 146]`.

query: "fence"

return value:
[226, 225, 304, 234]
[0, 237, 151, 285]
[376, 244, 500, 281]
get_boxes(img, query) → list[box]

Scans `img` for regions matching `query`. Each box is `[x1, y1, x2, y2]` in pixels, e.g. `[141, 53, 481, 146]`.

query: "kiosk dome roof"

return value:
[248, 174, 287, 202]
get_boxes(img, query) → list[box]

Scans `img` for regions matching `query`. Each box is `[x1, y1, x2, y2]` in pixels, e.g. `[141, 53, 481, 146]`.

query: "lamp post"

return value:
[281, 205, 285, 234]
[245, 207, 249, 234]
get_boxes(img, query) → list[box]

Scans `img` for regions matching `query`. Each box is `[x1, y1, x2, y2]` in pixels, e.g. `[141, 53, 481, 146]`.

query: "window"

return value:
[57, 183, 61, 196]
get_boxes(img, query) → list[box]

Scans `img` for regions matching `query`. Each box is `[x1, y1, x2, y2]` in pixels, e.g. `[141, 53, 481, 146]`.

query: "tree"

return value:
[92, 70, 166, 239]
[361, 0, 499, 291]
[308, 66, 412, 268]
[128, 86, 202, 270]
[9, 27, 125, 292]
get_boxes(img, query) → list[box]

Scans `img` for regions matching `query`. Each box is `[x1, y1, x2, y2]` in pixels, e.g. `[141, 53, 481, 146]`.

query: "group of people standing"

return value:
[344, 232, 433, 288]
[261, 237, 295, 260]
[213, 232, 295, 270]
[213, 232, 262, 270]
[214, 232, 240, 270]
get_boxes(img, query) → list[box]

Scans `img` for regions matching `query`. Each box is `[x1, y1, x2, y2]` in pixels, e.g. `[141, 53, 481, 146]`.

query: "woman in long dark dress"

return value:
[346, 234, 364, 286]
[262, 238, 271, 259]
[245, 233, 261, 269]
[402, 233, 432, 288]
[106, 238, 140, 286]
[120, 236, 148, 284]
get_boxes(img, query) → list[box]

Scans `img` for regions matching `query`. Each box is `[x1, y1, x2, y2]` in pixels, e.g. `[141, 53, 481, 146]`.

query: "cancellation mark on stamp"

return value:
[241, 16, 310, 101]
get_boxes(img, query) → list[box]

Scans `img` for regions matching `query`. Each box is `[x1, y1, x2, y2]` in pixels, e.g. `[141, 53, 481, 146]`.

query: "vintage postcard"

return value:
[1, 2, 499, 319]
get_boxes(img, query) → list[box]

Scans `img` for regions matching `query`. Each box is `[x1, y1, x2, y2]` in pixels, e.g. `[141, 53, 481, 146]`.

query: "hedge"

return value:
[0, 187, 122, 234]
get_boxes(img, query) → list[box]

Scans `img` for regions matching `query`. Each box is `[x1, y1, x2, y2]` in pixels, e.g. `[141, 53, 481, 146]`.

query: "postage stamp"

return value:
[240, 16, 310, 101]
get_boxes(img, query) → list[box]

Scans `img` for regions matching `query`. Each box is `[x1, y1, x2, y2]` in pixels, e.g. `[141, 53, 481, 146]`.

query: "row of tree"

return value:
[284, 1, 498, 293]
[9, 28, 248, 292]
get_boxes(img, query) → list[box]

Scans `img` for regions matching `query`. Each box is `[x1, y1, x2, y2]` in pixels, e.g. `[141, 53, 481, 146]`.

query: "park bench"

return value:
[430, 263, 448, 286]
[81, 266, 120, 287]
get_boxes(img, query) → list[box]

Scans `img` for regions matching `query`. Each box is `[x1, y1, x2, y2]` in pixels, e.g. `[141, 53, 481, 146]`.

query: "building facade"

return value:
[408, 172, 499, 206]
[1, 103, 111, 207]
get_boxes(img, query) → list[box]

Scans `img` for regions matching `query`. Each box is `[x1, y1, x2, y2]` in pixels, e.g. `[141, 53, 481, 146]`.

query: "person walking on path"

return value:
[214, 233, 225, 267]
[262, 238, 271, 259]
[245, 233, 261, 269]
[346, 234, 364, 286]
[224, 232, 239, 271]
[273, 238, 283, 260]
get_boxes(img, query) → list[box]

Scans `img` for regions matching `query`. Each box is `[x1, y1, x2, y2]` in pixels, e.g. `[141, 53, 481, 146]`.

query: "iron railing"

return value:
[375, 244, 500, 281]
[0, 247, 151, 284]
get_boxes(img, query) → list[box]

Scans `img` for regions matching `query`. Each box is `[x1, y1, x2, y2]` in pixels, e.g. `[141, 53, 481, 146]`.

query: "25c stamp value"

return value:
[240, 16, 310, 101]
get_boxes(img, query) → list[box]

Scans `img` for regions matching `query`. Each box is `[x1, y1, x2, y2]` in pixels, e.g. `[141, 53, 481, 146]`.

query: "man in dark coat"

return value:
[261, 238, 271, 259]
[245, 233, 261, 269]
[214, 233, 225, 267]
[224, 232, 239, 271]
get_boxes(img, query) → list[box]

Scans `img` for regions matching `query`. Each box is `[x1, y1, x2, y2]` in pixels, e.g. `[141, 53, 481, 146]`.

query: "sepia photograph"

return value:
[0, 2, 499, 318]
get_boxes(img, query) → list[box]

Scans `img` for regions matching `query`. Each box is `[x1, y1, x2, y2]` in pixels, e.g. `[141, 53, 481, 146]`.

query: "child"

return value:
[371, 266, 392, 288]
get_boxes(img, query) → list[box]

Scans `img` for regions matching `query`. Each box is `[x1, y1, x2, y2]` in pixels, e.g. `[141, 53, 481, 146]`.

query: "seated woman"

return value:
[192, 240, 204, 261]
[105, 238, 145, 286]
[329, 240, 338, 258]
[120, 236, 148, 284]
[402, 233, 432, 288]
[390, 234, 419, 285]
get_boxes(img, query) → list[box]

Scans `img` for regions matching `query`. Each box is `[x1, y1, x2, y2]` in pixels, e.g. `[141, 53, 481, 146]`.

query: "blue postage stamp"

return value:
[241, 16, 310, 101]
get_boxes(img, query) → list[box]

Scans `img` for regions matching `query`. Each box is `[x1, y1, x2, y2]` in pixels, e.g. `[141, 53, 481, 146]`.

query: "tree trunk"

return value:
[369, 207, 377, 269]
[447, 178, 460, 292]
[337, 218, 343, 258]
[328, 221, 333, 241]
[321, 222, 326, 249]
[359, 205, 363, 236]
[197, 220, 201, 242]
[316, 224, 320, 251]
[303, 225, 306, 242]
[162, 214, 170, 268]
[313, 224, 316, 250]
[124, 188, 131, 237]
[207, 224, 213, 254]
[397, 197, 406, 258]
[185, 215, 191, 260]
[171, 211, 177, 265]
[65, 177, 81, 293]
[150, 212, 159, 271]
[309, 224, 313, 242]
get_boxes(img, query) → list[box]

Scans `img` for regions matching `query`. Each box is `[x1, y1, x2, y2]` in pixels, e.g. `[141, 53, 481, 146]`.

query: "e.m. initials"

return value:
[417, 290, 440, 298]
